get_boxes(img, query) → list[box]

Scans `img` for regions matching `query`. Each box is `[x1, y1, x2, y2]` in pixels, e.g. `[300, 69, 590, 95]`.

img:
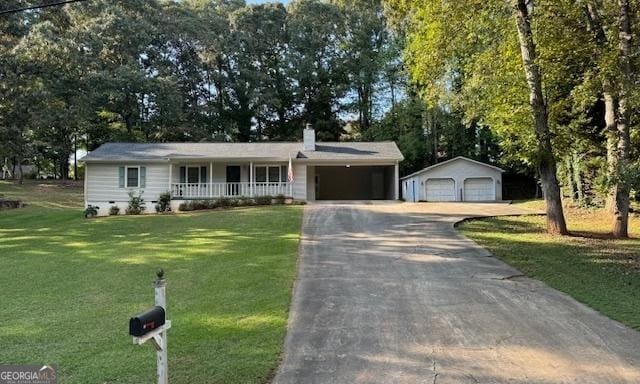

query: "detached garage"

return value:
[401, 157, 504, 202]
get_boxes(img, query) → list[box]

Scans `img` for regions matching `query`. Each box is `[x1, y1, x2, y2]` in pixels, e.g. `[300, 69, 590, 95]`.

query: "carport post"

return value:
[394, 162, 400, 200]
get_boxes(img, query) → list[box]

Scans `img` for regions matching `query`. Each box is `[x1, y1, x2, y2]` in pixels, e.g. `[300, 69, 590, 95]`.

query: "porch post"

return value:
[209, 161, 213, 198]
[168, 163, 172, 195]
[249, 161, 253, 197]
[394, 161, 400, 200]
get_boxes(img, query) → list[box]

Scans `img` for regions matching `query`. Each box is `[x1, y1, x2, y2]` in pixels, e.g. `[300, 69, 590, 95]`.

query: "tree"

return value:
[336, 0, 390, 132]
[288, 0, 348, 140]
[512, 0, 567, 234]
[385, 0, 569, 234]
[582, 0, 636, 237]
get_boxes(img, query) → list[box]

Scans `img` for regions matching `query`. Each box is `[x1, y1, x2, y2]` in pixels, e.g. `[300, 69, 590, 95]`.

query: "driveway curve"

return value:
[273, 203, 640, 384]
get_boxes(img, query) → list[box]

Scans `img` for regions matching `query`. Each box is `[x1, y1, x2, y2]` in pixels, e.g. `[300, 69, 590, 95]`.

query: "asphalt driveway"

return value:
[273, 203, 640, 384]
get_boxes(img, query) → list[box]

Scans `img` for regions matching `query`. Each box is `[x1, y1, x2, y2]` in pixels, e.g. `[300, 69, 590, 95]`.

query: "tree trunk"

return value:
[73, 134, 78, 181]
[604, 91, 618, 212]
[566, 155, 578, 203]
[513, 0, 568, 235]
[584, 2, 620, 213]
[612, 0, 632, 238]
[573, 152, 585, 207]
[389, 75, 396, 128]
[428, 110, 438, 163]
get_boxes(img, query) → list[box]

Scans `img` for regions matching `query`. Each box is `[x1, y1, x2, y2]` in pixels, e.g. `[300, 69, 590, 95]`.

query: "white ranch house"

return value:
[81, 127, 404, 215]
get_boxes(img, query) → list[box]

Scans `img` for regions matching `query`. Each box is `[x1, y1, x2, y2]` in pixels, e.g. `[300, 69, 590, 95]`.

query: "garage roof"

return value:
[401, 156, 504, 180]
[81, 141, 404, 162]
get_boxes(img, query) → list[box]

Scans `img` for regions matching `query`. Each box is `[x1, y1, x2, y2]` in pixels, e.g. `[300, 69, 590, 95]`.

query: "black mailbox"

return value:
[129, 306, 166, 336]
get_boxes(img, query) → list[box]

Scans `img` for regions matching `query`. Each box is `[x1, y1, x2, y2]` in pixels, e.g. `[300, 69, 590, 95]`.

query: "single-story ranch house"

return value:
[81, 127, 404, 215]
[401, 156, 504, 202]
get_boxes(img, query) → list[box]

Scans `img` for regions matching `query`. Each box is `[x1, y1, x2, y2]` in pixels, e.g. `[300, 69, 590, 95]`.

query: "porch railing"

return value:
[170, 182, 291, 199]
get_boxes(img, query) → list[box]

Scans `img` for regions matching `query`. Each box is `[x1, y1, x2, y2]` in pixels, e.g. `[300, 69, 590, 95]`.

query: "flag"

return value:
[287, 157, 294, 183]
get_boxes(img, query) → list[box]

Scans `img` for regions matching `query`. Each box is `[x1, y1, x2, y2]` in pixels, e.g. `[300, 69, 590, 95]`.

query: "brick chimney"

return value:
[303, 123, 315, 151]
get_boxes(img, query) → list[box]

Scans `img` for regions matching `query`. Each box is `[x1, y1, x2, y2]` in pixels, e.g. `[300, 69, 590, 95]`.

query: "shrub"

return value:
[237, 197, 255, 206]
[0, 199, 23, 210]
[109, 206, 120, 216]
[156, 192, 171, 213]
[274, 194, 286, 205]
[178, 202, 191, 211]
[255, 195, 272, 205]
[84, 205, 99, 218]
[217, 197, 231, 208]
[125, 191, 146, 215]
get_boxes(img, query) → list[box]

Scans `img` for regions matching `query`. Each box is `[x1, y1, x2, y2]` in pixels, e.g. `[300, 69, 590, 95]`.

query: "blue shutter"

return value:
[179, 167, 186, 183]
[118, 167, 125, 188]
[140, 166, 146, 188]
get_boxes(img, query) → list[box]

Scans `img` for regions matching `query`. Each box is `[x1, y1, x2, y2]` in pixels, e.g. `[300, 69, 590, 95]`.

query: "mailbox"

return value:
[129, 306, 166, 337]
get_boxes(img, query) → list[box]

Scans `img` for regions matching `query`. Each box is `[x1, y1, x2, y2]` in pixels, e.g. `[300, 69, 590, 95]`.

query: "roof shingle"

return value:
[81, 142, 404, 162]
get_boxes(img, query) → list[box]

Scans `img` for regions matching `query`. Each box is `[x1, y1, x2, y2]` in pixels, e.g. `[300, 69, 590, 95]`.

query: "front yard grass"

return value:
[459, 202, 640, 330]
[0, 180, 303, 383]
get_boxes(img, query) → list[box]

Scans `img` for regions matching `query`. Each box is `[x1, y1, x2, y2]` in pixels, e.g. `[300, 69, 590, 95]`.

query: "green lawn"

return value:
[459, 201, 640, 330]
[0, 180, 303, 383]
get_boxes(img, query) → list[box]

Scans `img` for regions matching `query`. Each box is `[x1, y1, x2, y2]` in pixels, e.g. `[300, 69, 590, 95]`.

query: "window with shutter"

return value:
[126, 167, 139, 187]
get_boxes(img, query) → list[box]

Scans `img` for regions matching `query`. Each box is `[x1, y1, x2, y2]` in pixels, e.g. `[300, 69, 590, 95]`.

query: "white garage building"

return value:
[401, 156, 504, 202]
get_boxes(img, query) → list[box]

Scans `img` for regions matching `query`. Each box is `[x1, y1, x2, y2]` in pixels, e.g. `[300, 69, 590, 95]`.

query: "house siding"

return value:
[86, 162, 170, 215]
[292, 163, 307, 200]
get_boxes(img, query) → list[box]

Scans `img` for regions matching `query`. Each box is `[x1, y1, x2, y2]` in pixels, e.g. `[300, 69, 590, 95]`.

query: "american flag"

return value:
[287, 157, 294, 183]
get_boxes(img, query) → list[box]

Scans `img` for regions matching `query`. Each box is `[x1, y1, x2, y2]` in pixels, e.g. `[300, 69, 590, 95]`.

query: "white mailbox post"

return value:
[132, 270, 172, 384]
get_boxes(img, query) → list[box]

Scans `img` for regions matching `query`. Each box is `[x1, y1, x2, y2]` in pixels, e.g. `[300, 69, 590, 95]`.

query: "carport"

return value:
[312, 165, 396, 200]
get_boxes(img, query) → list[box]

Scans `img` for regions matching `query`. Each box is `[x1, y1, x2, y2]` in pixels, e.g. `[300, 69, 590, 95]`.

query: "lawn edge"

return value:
[264, 204, 306, 384]
[455, 213, 640, 333]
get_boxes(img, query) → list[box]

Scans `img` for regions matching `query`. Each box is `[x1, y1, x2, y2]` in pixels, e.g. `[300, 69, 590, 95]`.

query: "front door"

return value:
[226, 166, 241, 195]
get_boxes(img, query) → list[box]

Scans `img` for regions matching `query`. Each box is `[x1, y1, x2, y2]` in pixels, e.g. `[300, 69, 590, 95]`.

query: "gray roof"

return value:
[81, 142, 404, 162]
[401, 156, 504, 180]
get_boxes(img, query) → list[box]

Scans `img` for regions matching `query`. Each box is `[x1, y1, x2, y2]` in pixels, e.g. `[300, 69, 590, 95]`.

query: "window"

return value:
[255, 165, 283, 183]
[268, 166, 280, 183]
[180, 166, 207, 183]
[255, 167, 267, 182]
[126, 167, 139, 188]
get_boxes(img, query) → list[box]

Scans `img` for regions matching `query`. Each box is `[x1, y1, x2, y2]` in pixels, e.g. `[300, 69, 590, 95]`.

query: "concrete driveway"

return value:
[273, 203, 640, 384]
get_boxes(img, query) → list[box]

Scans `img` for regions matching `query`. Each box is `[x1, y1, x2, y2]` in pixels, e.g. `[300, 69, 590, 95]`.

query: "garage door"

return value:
[464, 178, 494, 201]
[425, 178, 456, 201]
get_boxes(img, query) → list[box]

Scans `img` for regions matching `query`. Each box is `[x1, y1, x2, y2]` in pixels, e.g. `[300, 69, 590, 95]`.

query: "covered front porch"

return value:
[169, 161, 292, 199]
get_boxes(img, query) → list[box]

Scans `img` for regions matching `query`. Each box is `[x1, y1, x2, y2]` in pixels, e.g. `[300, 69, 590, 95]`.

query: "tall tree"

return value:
[337, 0, 390, 131]
[611, 0, 633, 237]
[513, 0, 567, 234]
[288, 0, 347, 140]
